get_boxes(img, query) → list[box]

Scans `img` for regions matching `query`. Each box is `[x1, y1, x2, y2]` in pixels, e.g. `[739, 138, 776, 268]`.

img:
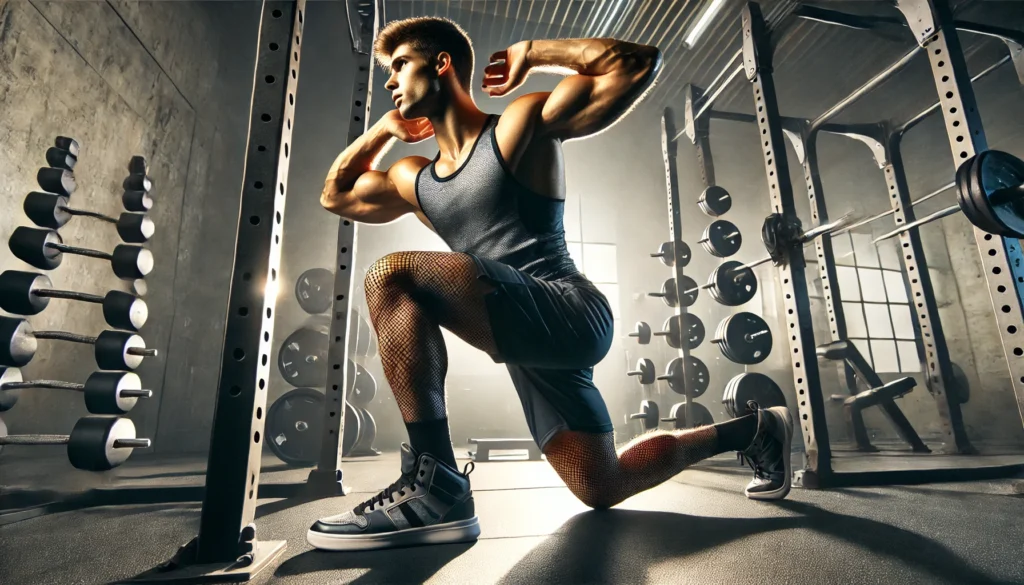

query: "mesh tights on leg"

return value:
[363, 251, 498, 469]
[544, 424, 749, 509]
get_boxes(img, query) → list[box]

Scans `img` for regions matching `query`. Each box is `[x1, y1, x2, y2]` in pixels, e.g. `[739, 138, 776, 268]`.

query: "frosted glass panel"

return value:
[567, 242, 583, 271]
[883, 270, 908, 303]
[852, 233, 879, 267]
[595, 283, 620, 320]
[837, 266, 861, 301]
[890, 304, 915, 339]
[582, 243, 618, 283]
[871, 339, 899, 373]
[843, 302, 868, 337]
[859, 269, 887, 303]
[877, 238, 901, 270]
[864, 303, 894, 337]
[851, 339, 873, 367]
[832, 232, 855, 265]
[897, 341, 921, 373]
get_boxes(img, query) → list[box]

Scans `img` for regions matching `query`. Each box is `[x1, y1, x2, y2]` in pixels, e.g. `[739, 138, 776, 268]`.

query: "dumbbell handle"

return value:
[0, 435, 150, 448]
[45, 242, 112, 261]
[33, 289, 104, 304]
[0, 380, 152, 398]
[33, 331, 158, 357]
[57, 205, 117, 225]
[627, 370, 644, 376]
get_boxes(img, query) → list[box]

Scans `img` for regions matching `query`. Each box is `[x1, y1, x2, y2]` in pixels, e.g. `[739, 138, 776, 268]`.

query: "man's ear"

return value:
[435, 51, 452, 77]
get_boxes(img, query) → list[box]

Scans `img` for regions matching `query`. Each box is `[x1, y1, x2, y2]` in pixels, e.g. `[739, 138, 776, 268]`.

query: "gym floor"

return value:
[2, 450, 1024, 585]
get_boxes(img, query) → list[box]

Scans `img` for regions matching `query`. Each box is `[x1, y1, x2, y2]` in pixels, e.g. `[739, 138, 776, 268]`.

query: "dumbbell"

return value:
[0, 316, 157, 370]
[0, 414, 150, 471]
[123, 172, 153, 193]
[123, 155, 154, 213]
[626, 358, 656, 385]
[0, 367, 151, 414]
[24, 192, 154, 243]
[9, 227, 153, 280]
[0, 271, 147, 331]
[628, 322, 652, 344]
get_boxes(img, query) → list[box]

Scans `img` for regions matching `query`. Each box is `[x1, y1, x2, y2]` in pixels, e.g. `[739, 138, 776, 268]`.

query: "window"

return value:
[567, 241, 620, 320]
[831, 232, 919, 373]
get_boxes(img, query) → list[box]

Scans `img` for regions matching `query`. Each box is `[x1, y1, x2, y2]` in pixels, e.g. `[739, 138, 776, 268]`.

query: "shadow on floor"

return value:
[275, 504, 1004, 584]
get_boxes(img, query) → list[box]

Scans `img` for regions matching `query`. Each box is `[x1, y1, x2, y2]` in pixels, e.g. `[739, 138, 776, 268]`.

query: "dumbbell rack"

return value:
[0, 141, 158, 472]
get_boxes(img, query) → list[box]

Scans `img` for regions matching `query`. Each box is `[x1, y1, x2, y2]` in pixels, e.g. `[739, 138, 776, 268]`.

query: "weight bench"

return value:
[467, 438, 542, 462]
[817, 340, 930, 453]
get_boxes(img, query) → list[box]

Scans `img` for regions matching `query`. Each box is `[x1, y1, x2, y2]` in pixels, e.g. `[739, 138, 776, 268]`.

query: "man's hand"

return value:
[381, 110, 434, 143]
[482, 41, 532, 98]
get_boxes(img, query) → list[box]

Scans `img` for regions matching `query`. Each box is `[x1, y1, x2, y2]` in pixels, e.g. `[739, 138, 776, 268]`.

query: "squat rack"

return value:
[674, 0, 1024, 488]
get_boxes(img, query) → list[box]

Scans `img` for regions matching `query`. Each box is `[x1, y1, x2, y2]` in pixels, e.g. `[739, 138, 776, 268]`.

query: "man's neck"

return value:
[428, 103, 491, 162]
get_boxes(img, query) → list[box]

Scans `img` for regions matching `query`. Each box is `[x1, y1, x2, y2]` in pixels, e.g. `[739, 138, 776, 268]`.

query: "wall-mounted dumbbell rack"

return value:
[674, 0, 1024, 488]
[0, 140, 158, 473]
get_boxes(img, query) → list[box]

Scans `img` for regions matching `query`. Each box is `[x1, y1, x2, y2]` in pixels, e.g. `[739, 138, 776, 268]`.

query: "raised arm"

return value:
[483, 38, 663, 141]
[321, 111, 433, 223]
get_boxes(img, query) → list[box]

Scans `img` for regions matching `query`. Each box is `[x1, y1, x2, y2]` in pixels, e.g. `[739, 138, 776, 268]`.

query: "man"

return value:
[308, 17, 793, 552]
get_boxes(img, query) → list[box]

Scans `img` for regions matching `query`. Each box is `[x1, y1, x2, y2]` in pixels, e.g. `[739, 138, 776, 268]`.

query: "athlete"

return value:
[307, 17, 794, 552]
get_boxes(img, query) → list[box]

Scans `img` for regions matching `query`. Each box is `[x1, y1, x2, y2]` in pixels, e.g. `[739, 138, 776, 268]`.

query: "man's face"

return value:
[384, 44, 438, 119]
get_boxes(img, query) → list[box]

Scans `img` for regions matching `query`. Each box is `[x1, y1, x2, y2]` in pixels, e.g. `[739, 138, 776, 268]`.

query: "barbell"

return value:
[0, 414, 150, 471]
[873, 150, 1024, 243]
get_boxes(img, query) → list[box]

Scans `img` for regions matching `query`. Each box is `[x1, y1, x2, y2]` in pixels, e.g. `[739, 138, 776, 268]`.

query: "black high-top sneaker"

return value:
[740, 401, 794, 501]
[307, 443, 480, 551]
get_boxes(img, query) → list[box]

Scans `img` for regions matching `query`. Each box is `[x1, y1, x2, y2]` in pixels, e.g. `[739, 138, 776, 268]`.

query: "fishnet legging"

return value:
[544, 427, 720, 509]
[365, 250, 722, 507]
[363, 251, 498, 422]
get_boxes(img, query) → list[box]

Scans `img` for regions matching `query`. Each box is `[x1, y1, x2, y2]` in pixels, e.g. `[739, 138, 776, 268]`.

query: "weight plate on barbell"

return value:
[701, 219, 742, 258]
[295, 268, 335, 314]
[267, 387, 325, 467]
[714, 312, 773, 365]
[629, 399, 660, 431]
[278, 326, 329, 387]
[707, 261, 758, 307]
[652, 241, 691, 268]
[666, 401, 715, 429]
[698, 185, 732, 217]
[723, 373, 786, 418]
[959, 152, 1005, 236]
[977, 150, 1024, 237]
[352, 407, 378, 452]
[660, 313, 704, 350]
[349, 362, 377, 407]
[342, 401, 362, 457]
[660, 355, 710, 398]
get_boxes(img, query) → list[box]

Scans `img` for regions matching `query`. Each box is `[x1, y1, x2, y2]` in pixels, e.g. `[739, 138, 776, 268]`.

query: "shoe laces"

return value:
[358, 460, 475, 513]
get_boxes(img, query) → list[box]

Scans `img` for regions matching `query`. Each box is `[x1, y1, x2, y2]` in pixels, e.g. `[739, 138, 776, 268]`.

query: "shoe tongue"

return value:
[400, 443, 418, 474]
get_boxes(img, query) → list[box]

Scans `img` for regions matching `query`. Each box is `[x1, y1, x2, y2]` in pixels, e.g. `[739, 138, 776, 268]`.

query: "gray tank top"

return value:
[415, 114, 581, 281]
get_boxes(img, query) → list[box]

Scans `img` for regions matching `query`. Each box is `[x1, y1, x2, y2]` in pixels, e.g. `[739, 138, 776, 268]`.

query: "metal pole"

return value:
[896, 54, 1011, 135]
[743, 1, 832, 487]
[196, 0, 302, 568]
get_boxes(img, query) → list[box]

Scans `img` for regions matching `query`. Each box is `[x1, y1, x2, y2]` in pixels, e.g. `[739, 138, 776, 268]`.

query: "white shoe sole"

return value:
[746, 407, 793, 501]
[307, 517, 481, 552]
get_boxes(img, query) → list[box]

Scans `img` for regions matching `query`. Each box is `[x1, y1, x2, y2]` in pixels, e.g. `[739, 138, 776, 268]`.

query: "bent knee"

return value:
[365, 253, 416, 293]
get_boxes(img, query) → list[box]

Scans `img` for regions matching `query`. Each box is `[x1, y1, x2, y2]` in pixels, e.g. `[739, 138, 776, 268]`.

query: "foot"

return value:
[307, 443, 480, 551]
[739, 401, 794, 501]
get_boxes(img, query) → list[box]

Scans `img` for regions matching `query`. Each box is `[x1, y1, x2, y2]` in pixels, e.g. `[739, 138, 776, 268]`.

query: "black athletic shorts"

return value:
[468, 254, 615, 450]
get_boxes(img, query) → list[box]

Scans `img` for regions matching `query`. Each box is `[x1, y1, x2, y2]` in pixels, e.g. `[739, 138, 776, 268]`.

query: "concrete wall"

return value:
[0, 0, 256, 457]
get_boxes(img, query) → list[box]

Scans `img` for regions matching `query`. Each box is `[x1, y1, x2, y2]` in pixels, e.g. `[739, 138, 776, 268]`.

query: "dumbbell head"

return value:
[0, 317, 36, 367]
[45, 147, 77, 171]
[68, 416, 148, 471]
[55, 136, 80, 158]
[115, 213, 155, 244]
[95, 330, 153, 371]
[23, 192, 72, 229]
[0, 271, 52, 315]
[111, 245, 154, 280]
[123, 174, 152, 193]
[37, 168, 76, 197]
[0, 367, 23, 412]
[84, 372, 149, 415]
[9, 227, 63, 270]
[102, 291, 148, 331]
[123, 191, 154, 212]
[128, 156, 148, 175]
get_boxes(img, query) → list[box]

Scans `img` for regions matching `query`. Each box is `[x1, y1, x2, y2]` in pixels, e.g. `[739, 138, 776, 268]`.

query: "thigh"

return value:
[507, 364, 614, 450]
[471, 255, 614, 369]
[543, 430, 618, 486]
